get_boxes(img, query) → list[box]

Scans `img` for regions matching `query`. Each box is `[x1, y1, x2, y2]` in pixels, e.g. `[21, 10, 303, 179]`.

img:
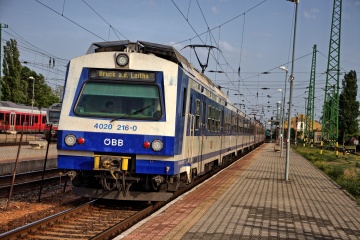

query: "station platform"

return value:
[117, 143, 360, 240]
[0, 144, 57, 175]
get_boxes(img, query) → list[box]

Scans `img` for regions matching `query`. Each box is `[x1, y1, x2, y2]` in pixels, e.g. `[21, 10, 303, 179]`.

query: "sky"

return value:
[1, 0, 359, 124]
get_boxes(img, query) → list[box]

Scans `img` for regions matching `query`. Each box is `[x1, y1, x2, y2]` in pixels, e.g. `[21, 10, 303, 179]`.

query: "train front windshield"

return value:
[74, 82, 162, 120]
[49, 111, 60, 123]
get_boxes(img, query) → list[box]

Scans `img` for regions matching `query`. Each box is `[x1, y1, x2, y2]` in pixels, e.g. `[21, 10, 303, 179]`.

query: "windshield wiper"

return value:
[110, 105, 151, 123]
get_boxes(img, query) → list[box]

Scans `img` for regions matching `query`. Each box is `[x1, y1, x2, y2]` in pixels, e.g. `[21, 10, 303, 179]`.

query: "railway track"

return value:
[0, 147, 256, 239]
[0, 169, 64, 198]
[0, 200, 152, 240]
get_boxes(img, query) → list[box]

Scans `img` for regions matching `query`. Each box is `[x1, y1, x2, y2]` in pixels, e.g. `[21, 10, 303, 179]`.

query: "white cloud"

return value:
[219, 41, 237, 53]
[304, 8, 319, 20]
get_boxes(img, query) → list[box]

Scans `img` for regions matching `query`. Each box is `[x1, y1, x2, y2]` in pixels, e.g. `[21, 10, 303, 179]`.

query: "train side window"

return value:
[233, 115, 237, 133]
[5, 113, 9, 124]
[202, 102, 206, 130]
[21, 115, 25, 126]
[15, 114, 20, 125]
[216, 109, 220, 132]
[195, 99, 200, 129]
[25, 115, 30, 126]
[42, 116, 47, 124]
[207, 105, 212, 131]
[220, 110, 224, 132]
[211, 107, 215, 132]
[189, 96, 193, 114]
[0, 113, 4, 121]
[182, 88, 187, 117]
[34, 116, 39, 124]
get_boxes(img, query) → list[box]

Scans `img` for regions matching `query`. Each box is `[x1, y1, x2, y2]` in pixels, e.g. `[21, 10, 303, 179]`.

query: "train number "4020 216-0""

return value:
[93, 123, 138, 131]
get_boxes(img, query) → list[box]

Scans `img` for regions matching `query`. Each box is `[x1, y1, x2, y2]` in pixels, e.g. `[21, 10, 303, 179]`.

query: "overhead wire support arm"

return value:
[181, 44, 220, 73]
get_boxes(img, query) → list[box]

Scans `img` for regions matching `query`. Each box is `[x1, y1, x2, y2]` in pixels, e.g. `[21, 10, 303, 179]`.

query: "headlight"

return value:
[116, 54, 129, 67]
[65, 134, 77, 146]
[151, 139, 163, 151]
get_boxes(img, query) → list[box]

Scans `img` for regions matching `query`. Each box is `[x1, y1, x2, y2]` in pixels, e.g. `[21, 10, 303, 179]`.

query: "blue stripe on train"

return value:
[57, 130, 175, 155]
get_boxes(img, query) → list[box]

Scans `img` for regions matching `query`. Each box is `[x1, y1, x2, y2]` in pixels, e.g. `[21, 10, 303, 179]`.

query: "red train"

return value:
[0, 101, 47, 133]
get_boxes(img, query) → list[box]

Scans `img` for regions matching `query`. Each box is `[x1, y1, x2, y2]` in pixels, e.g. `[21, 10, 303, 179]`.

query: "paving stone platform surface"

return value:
[116, 143, 360, 240]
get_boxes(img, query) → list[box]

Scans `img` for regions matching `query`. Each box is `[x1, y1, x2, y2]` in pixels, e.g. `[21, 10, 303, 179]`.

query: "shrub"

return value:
[339, 177, 360, 199]
[324, 165, 344, 180]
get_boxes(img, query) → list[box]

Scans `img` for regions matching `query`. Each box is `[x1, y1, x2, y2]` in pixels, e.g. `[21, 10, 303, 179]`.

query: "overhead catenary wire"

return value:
[35, 0, 106, 41]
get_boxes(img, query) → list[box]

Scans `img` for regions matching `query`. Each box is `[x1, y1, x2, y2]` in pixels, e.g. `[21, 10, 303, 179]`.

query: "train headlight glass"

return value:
[151, 139, 163, 151]
[65, 134, 77, 146]
[116, 54, 129, 67]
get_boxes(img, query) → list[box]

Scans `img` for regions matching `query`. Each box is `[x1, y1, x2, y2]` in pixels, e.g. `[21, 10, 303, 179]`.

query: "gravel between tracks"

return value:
[0, 183, 88, 233]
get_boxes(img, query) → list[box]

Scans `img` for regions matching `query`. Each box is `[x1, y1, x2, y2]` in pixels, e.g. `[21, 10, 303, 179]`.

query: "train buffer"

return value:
[29, 140, 48, 149]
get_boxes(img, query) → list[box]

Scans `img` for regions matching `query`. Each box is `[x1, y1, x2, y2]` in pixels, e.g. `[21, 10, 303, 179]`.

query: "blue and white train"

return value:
[57, 40, 264, 201]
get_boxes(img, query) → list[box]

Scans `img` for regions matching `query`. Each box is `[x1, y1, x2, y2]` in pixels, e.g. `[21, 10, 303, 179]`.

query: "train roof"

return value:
[86, 40, 228, 100]
[0, 101, 47, 111]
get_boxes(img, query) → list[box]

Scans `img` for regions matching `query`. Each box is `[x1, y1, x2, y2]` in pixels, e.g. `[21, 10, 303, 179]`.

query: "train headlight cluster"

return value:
[143, 139, 163, 151]
[151, 139, 163, 152]
[116, 54, 129, 67]
[64, 134, 77, 146]
[64, 134, 85, 146]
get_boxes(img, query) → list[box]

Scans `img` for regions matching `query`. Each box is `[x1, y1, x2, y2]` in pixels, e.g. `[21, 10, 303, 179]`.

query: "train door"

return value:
[187, 96, 195, 165]
[199, 99, 207, 172]
[9, 112, 15, 131]
[193, 97, 206, 174]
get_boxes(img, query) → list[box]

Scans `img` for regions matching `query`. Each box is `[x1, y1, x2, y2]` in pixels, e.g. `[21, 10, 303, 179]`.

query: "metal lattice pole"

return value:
[305, 45, 317, 146]
[321, 0, 342, 149]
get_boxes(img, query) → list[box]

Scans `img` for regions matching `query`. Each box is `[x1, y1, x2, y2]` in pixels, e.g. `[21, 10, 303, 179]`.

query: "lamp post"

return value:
[278, 89, 284, 155]
[279, 66, 288, 157]
[285, 0, 299, 181]
[29, 76, 35, 131]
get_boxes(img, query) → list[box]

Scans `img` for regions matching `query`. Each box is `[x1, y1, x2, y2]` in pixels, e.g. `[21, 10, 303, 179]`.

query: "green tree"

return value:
[21, 66, 60, 109]
[1, 39, 60, 107]
[339, 70, 359, 143]
[1, 39, 25, 102]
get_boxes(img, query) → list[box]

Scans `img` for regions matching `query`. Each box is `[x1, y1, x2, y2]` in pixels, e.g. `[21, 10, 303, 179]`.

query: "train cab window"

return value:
[74, 82, 162, 120]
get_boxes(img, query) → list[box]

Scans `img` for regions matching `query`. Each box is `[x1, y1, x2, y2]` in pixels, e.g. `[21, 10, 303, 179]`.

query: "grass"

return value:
[293, 145, 360, 202]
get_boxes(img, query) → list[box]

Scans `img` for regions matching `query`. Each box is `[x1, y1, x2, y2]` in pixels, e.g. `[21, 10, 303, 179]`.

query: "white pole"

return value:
[285, 0, 299, 181]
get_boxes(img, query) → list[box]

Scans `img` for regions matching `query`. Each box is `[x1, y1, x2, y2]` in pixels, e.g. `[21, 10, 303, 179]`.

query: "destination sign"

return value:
[89, 69, 156, 82]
